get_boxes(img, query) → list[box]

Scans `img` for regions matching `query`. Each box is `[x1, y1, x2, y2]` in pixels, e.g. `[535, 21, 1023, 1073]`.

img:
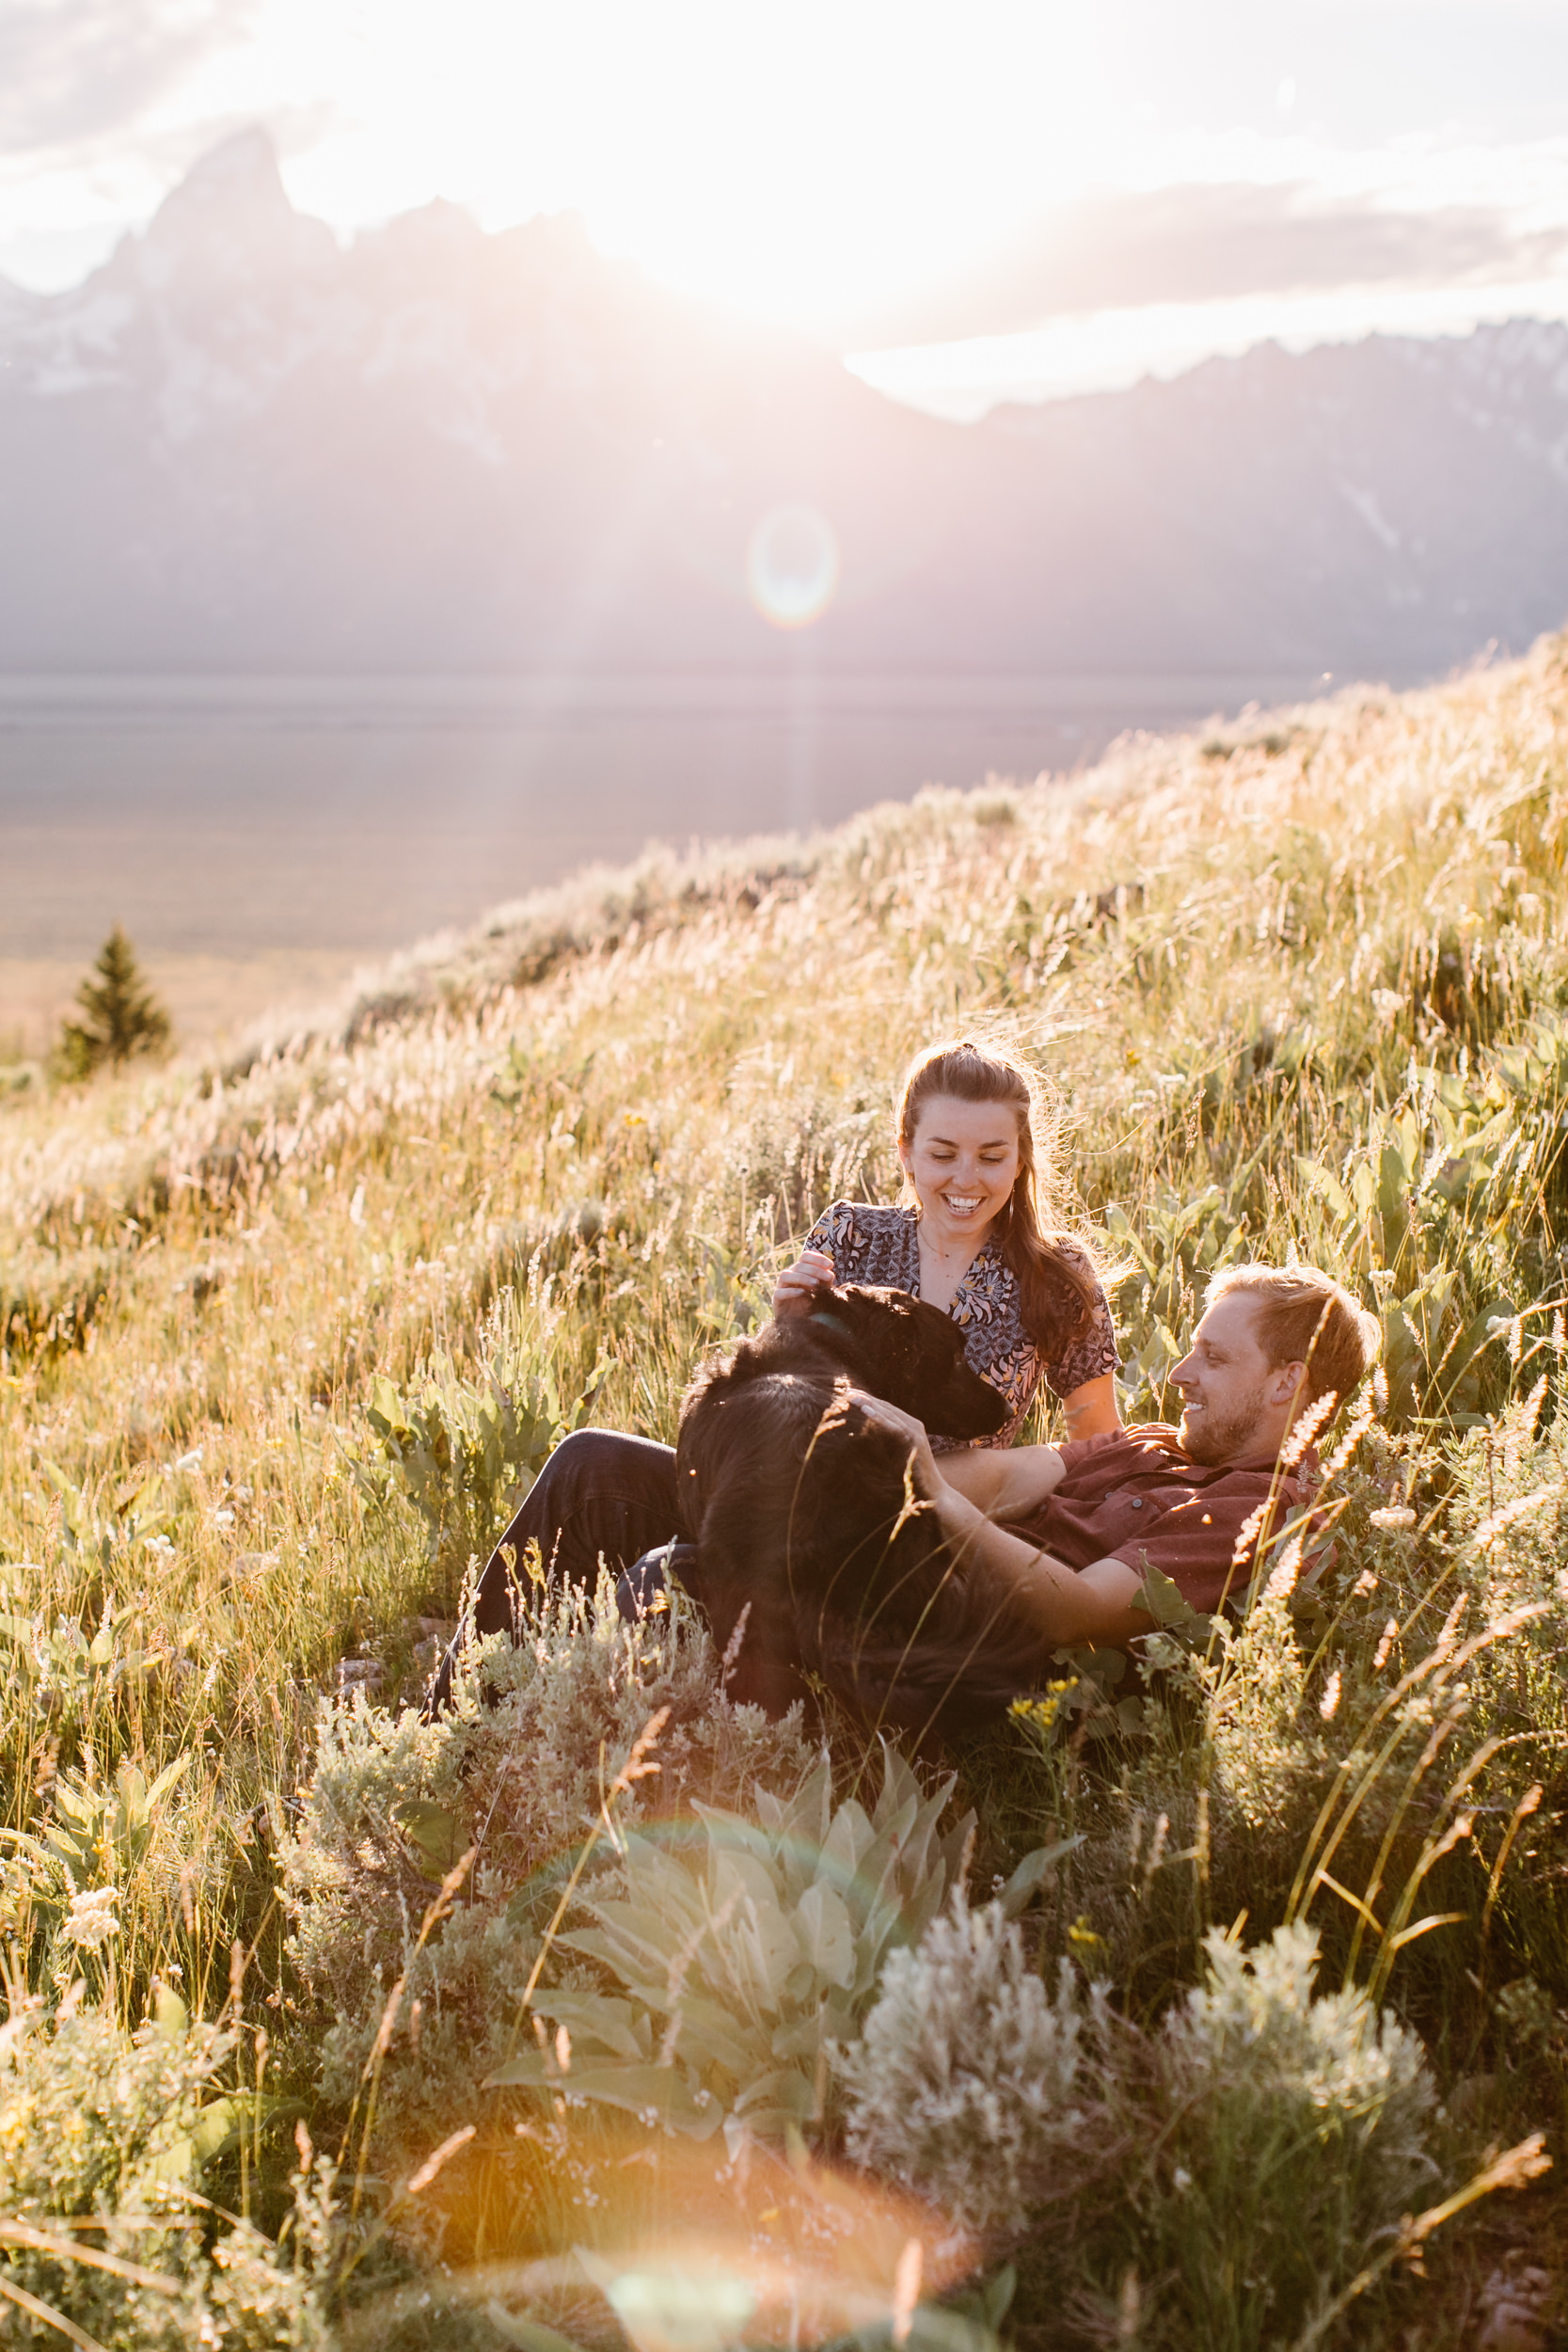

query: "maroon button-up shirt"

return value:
[1013, 1423, 1318, 1616]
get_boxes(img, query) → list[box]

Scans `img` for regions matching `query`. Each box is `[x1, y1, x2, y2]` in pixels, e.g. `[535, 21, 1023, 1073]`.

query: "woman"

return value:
[773, 1037, 1121, 1443]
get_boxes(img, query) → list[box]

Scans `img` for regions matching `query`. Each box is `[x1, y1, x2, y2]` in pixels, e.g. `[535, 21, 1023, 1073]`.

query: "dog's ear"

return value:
[802, 1290, 859, 1350]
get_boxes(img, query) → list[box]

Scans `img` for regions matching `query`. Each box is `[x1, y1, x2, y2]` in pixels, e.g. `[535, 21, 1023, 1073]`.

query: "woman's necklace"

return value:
[916, 1220, 984, 1312]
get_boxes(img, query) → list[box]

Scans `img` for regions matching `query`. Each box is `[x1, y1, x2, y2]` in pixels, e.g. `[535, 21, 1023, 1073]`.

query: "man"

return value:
[428, 1260, 1377, 1716]
[854, 1261, 1381, 1659]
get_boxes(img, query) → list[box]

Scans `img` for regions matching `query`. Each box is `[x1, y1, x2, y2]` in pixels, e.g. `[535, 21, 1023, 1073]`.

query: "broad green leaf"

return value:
[485, 2305, 591, 2352]
[706, 1843, 780, 1915]
[151, 1980, 188, 2039]
[484, 2058, 724, 2139]
[794, 1883, 854, 1988]
[529, 1991, 651, 2063]
[1000, 1836, 1085, 1918]
[649, 1993, 761, 2081]
[146, 2134, 195, 2185]
[821, 1799, 875, 1880]
[146, 1752, 193, 1809]
[1132, 1565, 1206, 1629]
[582, 2259, 756, 2351]
[188, 2091, 302, 2169]
[1293, 1153, 1352, 1224]
[734, 2063, 818, 2123]
[393, 1799, 469, 1879]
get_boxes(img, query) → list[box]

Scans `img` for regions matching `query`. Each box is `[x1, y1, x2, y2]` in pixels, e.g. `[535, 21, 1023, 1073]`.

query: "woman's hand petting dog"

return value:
[771, 1248, 835, 1317]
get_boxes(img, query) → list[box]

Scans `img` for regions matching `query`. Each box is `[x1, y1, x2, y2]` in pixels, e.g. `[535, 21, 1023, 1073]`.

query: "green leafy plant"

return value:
[487, 1748, 974, 2143]
[837, 1895, 1120, 2234]
[1, 1755, 191, 1976]
[283, 1570, 815, 2167]
[0, 1980, 332, 2349]
[0, 1597, 166, 1747]
[41, 1756, 190, 1894]
[360, 1285, 603, 1583]
[1145, 1923, 1438, 2350]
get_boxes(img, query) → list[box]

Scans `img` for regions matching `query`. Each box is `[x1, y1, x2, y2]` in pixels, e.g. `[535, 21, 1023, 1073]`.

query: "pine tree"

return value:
[55, 927, 172, 1078]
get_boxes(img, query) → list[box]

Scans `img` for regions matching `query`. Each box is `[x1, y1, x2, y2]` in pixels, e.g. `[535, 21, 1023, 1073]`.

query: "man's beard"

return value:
[1180, 1387, 1269, 1466]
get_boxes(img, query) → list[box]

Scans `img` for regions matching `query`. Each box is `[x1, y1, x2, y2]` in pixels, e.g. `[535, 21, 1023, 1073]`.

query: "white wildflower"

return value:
[63, 1884, 121, 1950]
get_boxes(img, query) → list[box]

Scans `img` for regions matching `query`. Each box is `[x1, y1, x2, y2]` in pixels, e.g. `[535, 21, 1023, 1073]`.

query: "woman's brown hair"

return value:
[895, 1037, 1100, 1352]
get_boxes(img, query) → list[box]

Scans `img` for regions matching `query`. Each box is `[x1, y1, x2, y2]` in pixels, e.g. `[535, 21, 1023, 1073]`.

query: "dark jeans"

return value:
[424, 1429, 690, 1712]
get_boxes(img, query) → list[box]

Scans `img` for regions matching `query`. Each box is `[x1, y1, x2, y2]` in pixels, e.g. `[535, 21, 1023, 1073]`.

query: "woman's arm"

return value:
[942, 1439, 1068, 1520]
[1059, 1372, 1121, 1439]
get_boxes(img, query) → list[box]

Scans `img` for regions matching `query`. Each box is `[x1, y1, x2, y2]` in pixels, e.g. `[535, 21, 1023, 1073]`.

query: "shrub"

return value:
[836, 1896, 1119, 2233]
[839, 1912, 1439, 2347]
[282, 1571, 815, 2162]
[488, 1746, 974, 2145]
[0, 1988, 330, 2348]
[1146, 1923, 1437, 2347]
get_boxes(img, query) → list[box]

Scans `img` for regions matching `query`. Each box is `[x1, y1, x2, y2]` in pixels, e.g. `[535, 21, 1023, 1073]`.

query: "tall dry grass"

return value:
[1, 644, 1566, 2345]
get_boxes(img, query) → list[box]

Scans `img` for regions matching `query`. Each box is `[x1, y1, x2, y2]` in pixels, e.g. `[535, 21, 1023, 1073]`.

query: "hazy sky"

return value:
[6, 0, 1568, 410]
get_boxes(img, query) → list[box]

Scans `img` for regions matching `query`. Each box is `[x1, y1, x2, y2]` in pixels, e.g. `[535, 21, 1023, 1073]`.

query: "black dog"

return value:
[674, 1283, 1018, 1726]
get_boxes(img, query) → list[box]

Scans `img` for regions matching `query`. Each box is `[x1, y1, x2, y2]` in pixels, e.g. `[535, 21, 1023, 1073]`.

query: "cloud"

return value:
[836, 181, 1568, 351]
[0, 0, 249, 154]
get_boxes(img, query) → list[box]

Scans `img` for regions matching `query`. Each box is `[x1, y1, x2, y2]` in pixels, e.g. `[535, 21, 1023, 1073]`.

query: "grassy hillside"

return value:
[2, 644, 1567, 2347]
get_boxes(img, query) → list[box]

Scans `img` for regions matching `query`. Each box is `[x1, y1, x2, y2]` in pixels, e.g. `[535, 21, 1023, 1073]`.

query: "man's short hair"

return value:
[1206, 1262, 1381, 1410]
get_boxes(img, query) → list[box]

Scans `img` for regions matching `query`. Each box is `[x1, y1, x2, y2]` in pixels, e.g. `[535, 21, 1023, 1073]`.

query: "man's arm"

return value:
[933, 1484, 1153, 1646]
[851, 1395, 1153, 1648]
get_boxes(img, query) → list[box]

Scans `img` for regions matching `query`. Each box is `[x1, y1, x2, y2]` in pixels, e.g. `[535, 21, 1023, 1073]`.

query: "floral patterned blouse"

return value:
[801, 1200, 1120, 1449]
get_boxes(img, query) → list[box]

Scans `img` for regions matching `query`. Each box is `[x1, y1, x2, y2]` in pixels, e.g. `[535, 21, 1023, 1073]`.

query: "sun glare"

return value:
[242, 0, 1116, 331]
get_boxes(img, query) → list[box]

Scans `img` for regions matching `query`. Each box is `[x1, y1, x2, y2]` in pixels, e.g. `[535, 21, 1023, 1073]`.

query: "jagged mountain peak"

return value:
[121, 123, 336, 292]
[175, 125, 290, 204]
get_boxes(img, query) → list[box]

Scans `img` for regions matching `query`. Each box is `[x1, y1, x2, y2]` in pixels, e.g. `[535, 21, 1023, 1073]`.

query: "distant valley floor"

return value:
[1, 668, 1328, 1053]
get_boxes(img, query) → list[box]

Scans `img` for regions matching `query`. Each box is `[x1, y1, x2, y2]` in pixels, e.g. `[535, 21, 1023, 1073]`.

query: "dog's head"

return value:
[795, 1283, 1008, 1440]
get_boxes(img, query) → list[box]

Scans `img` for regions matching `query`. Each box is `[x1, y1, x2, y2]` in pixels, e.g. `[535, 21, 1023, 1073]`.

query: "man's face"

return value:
[1170, 1292, 1287, 1466]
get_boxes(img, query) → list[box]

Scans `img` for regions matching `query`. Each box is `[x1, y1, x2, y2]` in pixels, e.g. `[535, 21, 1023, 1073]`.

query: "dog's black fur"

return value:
[675, 1283, 1032, 1730]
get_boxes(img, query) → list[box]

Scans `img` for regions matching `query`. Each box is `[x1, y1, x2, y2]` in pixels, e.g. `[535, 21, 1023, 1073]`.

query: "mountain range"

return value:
[2, 128, 1566, 681]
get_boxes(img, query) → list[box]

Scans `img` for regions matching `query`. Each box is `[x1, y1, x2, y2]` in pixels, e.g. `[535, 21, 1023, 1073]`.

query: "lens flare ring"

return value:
[747, 505, 840, 629]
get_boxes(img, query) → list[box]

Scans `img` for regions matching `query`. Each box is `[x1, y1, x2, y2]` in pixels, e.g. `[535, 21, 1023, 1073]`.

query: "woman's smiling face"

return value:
[899, 1092, 1022, 1245]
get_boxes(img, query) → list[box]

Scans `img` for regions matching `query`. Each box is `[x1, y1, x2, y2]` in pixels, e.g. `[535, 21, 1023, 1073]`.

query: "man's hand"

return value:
[847, 1391, 979, 1541]
[846, 1392, 991, 1562]
[772, 1248, 834, 1319]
